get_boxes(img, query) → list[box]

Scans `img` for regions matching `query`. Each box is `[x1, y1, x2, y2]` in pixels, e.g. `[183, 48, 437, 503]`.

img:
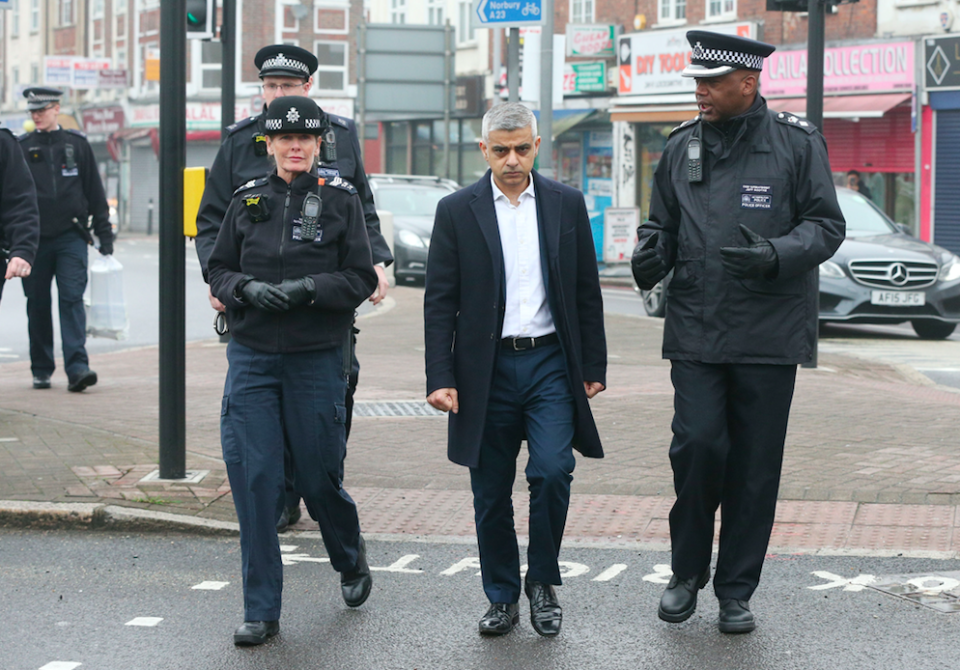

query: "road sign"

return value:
[471, 0, 544, 28]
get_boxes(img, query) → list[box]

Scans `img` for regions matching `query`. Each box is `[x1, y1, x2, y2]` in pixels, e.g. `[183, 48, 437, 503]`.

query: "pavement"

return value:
[3, 285, 960, 557]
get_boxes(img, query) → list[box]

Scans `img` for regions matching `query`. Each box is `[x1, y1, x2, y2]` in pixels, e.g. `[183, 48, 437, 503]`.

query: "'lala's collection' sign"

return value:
[760, 41, 914, 97]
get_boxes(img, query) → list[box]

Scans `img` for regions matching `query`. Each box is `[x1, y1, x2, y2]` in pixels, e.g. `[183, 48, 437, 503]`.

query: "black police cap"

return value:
[23, 87, 64, 111]
[255, 45, 319, 80]
[263, 96, 325, 136]
[682, 31, 776, 78]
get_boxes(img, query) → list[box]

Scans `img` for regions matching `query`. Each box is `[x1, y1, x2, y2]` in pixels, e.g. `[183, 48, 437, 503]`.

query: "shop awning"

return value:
[532, 109, 598, 140]
[766, 93, 911, 119]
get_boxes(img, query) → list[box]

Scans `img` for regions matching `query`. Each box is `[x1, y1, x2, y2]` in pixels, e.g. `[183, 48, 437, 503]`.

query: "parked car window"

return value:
[837, 190, 896, 237]
[375, 186, 450, 217]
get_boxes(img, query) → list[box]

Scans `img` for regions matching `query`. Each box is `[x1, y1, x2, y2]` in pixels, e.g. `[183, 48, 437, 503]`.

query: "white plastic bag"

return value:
[86, 254, 129, 340]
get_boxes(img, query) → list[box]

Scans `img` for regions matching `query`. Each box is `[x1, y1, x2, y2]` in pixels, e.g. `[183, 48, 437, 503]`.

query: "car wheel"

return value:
[911, 320, 957, 340]
[640, 282, 667, 318]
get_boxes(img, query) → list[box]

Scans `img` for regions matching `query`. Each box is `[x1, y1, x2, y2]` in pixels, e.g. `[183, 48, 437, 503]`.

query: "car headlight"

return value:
[819, 260, 845, 279]
[940, 256, 960, 282]
[398, 230, 426, 249]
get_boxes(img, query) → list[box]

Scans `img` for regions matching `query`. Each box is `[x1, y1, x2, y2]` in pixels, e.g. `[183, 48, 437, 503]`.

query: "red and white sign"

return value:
[760, 41, 915, 97]
[618, 23, 754, 96]
[81, 106, 125, 136]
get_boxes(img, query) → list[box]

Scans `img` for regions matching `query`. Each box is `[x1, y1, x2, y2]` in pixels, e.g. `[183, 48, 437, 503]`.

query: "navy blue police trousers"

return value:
[221, 340, 364, 622]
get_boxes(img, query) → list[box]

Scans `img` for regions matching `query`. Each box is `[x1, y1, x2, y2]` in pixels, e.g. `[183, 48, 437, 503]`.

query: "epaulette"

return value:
[329, 114, 350, 129]
[0, 127, 14, 138]
[65, 128, 87, 138]
[233, 177, 268, 195]
[17, 130, 34, 142]
[669, 116, 700, 138]
[226, 116, 258, 135]
[322, 175, 357, 195]
[774, 111, 817, 134]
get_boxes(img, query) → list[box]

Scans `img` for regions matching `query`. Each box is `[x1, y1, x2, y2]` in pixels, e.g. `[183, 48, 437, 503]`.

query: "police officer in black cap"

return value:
[631, 31, 844, 633]
[0, 123, 40, 306]
[19, 87, 113, 392]
[208, 95, 376, 646]
[196, 44, 393, 532]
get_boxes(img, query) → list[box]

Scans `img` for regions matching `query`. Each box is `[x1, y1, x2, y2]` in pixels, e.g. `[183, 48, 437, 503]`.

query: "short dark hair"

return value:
[847, 170, 861, 178]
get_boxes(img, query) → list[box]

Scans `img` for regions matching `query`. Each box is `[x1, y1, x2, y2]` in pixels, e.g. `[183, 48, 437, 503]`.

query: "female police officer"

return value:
[208, 96, 377, 646]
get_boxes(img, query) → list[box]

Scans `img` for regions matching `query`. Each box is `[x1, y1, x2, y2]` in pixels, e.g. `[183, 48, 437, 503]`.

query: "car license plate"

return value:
[870, 291, 925, 306]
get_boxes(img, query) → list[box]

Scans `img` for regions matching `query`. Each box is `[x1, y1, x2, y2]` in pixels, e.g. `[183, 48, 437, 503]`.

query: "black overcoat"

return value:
[424, 170, 607, 468]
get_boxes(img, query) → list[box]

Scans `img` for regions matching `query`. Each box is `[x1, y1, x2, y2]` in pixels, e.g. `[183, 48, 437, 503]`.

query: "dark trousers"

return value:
[470, 341, 576, 605]
[22, 230, 89, 379]
[221, 340, 363, 622]
[668, 360, 797, 601]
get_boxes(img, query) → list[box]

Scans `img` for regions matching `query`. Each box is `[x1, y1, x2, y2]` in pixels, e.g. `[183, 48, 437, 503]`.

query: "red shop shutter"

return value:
[821, 105, 914, 173]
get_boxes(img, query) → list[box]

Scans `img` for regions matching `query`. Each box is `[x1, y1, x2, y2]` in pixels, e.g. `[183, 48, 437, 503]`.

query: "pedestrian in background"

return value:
[195, 44, 393, 533]
[0, 124, 39, 305]
[631, 31, 845, 633]
[846, 169, 873, 201]
[424, 102, 607, 637]
[18, 88, 113, 392]
[208, 96, 376, 647]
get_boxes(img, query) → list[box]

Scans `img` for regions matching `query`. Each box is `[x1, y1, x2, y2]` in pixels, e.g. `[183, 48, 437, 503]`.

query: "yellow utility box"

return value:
[183, 167, 208, 238]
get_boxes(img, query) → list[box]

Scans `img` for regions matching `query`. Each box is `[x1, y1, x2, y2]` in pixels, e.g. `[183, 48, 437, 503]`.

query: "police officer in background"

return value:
[208, 96, 376, 646]
[0, 124, 40, 305]
[19, 88, 113, 392]
[195, 45, 393, 532]
[631, 32, 844, 633]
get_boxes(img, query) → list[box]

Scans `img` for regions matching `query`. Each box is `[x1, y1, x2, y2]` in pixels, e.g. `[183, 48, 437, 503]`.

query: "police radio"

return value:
[64, 143, 77, 170]
[320, 122, 337, 164]
[686, 137, 702, 183]
[300, 184, 323, 240]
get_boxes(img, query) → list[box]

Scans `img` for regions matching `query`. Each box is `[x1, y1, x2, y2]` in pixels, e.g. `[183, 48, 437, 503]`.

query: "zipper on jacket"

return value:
[277, 184, 292, 348]
[49, 146, 58, 200]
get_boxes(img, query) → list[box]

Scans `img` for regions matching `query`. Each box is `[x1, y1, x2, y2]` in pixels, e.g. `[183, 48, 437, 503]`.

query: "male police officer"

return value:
[631, 32, 844, 633]
[0, 124, 40, 305]
[195, 45, 393, 531]
[19, 87, 113, 392]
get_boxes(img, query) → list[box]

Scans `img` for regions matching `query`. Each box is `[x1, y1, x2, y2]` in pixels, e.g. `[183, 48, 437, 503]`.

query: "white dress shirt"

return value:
[491, 174, 556, 339]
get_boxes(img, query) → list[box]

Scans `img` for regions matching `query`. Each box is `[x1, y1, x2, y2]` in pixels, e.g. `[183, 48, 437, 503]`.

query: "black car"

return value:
[368, 174, 459, 284]
[637, 187, 960, 339]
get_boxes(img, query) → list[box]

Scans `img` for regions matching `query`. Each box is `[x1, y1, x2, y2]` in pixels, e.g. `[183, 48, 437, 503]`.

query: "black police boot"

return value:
[524, 576, 562, 637]
[233, 620, 279, 646]
[276, 505, 301, 533]
[67, 368, 98, 392]
[340, 535, 372, 607]
[718, 599, 755, 633]
[658, 567, 710, 623]
[32, 375, 51, 390]
[478, 602, 520, 636]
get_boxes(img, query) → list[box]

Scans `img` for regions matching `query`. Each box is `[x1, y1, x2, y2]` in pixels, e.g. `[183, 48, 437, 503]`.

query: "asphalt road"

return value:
[3, 529, 959, 670]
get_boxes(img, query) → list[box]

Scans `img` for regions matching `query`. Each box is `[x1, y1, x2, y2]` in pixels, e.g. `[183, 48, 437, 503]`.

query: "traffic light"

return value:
[186, 0, 214, 40]
[766, 0, 859, 10]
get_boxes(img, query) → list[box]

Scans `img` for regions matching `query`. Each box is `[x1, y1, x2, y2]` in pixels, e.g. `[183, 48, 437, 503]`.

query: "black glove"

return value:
[719, 224, 779, 279]
[238, 277, 290, 312]
[631, 233, 668, 290]
[276, 277, 316, 308]
[99, 241, 114, 256]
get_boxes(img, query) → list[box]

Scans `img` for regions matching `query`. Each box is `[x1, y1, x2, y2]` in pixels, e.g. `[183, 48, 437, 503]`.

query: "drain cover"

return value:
[869, 571, 960, 613]
[353, 401, 445, 418]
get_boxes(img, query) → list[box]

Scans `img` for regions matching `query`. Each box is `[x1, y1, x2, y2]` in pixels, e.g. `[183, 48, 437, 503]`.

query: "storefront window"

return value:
[833, 171, 916, 234]
[635, 124, 673, 223]
[386, 122, 408, 174]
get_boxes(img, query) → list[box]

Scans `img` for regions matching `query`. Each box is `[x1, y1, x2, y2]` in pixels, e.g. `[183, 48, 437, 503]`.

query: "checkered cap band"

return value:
[261, 53, 310, 75]
[692, 41, 765, 71]
[27, 92, 60, 104]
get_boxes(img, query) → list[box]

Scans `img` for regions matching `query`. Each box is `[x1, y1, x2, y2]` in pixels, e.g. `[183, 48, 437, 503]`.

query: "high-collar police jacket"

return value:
[642, 96, 845, 365]
[18, 128, 112, 244]
[195, 110, 392, 281]
[207, 170, 377, 354]
[0, 127, 39, 264]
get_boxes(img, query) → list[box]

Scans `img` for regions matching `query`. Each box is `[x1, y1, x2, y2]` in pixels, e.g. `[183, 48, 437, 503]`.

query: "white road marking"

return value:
[39, 663, 82, 670]
[191, 581, 229, 590]
[558, 561, 590, 578]
[279, 545, 298, 552]
[281, 553, 331, 566]
[593, 564, 628, 582]
[371, 554, 423, 573]
[642, 564, 673, 584]
[906, 576, 960, 593]
[0, 354, 20, 359]
[125, 617, 163, 627]
[440, 557, 481, 576]
[808, 571, 876, 592]
[0, 437, 20, 442]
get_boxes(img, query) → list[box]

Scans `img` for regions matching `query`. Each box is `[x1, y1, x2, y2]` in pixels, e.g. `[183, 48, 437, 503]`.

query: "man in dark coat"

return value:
[19, 87, 113, 393]
[424, 102, 606, 638]
[631, 31, 845, 633]
[0, 125, 40, 305]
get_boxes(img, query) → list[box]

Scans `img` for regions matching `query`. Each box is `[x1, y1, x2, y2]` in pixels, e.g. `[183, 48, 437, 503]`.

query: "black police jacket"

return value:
[207, 170, 377, 354]
[19, 128, 112, 244]
[195, 111, 392, 281]
[0, 127, 39, 264]
[642, 96, 845, 364]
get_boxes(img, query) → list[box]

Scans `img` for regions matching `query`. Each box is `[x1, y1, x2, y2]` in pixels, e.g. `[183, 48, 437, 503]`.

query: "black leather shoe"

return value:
[525, 577, 562, 637]
[478, 602, 519, 636]
[658, 567, 710, 623]
[67, 369, 97, 393]
[718, 599, 755, 633]
[276, 505, 302, 533]
[233, 620, 279, 646]
[32, 375, 51, 390]
[341, 535, 372, 607]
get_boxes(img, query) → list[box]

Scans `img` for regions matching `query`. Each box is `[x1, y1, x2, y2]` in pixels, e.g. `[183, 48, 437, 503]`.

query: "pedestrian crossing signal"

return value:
[186, 0, 215, 40]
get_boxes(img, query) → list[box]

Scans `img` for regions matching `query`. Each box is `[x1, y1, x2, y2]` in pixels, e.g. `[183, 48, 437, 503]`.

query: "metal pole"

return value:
[444, 21, 452, 179]
[803, 0, 825, 369]
[159, 0, 187, 479]
[492, 27, 502, 106]
[220, 0, 236, 138]
[538, 0, 554, 178]
[508, 27, 520, 103]
[357, 20, 366, 160]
